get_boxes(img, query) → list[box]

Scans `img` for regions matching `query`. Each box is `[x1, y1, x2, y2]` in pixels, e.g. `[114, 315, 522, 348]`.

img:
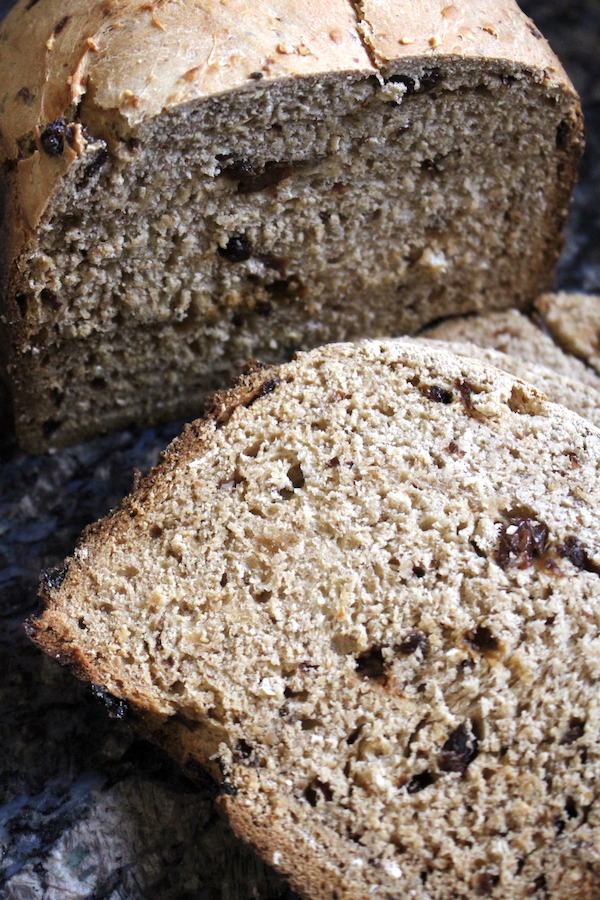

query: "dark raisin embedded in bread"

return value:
[28, 340, 600, 900]
[0, 1, 582, 451]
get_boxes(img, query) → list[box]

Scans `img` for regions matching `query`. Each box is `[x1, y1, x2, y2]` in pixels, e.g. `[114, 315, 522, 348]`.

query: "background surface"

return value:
[1, 2, 599, 898]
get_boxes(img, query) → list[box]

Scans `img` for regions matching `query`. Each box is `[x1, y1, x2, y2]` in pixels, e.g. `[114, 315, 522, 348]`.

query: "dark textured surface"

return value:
[1, 2, 599, 898]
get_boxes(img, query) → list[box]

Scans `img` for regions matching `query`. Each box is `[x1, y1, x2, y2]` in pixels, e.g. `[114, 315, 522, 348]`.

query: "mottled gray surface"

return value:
[1, 2, 599, 898]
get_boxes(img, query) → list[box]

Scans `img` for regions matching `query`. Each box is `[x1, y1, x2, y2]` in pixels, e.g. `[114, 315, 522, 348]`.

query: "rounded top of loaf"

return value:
[0, 0, 573, 160]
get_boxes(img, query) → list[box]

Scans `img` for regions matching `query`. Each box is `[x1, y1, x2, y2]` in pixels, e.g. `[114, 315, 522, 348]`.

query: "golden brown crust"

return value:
[0, 0, 581, 272]
[0, 1, 584, 453]
[0, 0, 372, 234]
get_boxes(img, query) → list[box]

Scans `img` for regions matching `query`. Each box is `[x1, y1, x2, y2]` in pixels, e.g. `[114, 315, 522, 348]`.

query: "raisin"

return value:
[456, 378, 478, 411]
[219, 781, 237, 796]
[40, 118, 73, 157]
[266, 276, 304, 298]
[78, 143, 109, 187]
[438, 722, 478, 774]
[406, 770, 434, 793]
[355, 646, 387, 682]
[218, 235, 252, 262]
[255, 300, 273, 316]
[53, 15, 70, 36]
[420, 69, 443, 91]
[396, 631, 427, 655]
[254, 376, 280, 400]
[424, 384, 453, 404]
[495, 512, 549, 570]
[558, 536, 600, 576]
[249, 71, 264, 80]
[466, 625, 498, 653]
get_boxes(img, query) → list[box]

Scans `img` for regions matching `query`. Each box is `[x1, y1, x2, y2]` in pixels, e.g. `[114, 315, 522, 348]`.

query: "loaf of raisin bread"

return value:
[28, 340, 600, 899]
[0, 0, 582, 452]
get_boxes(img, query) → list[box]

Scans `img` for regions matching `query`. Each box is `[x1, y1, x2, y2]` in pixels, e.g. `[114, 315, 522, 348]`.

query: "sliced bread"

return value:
[28, 339, 600, 899]
[535, 292, 600, 377]
[415, 336, 600, 428]
[421, 306, 600, 391]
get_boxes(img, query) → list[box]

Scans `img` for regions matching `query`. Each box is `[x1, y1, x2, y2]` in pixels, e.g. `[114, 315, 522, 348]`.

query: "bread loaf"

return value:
[0, 0, 582, 452]
[28, 339, 600, 899]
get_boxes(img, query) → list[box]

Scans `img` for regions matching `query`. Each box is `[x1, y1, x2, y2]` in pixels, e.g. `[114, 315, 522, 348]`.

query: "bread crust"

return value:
[0, 0, 584, 452]
[25, 338, 600, 899]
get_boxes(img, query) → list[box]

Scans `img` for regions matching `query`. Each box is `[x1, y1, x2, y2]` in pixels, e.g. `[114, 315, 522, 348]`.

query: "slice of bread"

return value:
[0, 0, 582, 452]
[536, 292, 600, 376]
[415, 336, 600, 428]
[421, 306, 600, 391]
[28, 340, 600, 899]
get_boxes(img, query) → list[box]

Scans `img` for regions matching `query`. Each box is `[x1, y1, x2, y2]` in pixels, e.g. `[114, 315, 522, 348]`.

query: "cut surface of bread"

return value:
[0, 0, 582, 451]
[415, 335, 600, 427]
[421, 306, 600, 391]
[29, 340, 600, 899]
[535, 292, 600, 376]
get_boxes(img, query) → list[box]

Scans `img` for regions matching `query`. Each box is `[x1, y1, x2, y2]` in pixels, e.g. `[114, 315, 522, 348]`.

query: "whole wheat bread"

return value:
[0, 0, 582, 451]
[535, 292, 600, 377]
[28, 340, 600, 899]
[421, 306, 600, 392]
[414, 333, 600, 428]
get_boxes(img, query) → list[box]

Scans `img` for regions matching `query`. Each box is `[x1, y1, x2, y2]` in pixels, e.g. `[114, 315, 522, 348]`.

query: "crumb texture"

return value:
[0, 0, 582, 451]
[535, 292, 600, 376]
[30, 340, 600, 900]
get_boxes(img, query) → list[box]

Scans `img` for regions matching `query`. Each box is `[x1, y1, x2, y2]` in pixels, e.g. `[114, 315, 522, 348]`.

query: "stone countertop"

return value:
[1, 2, 599, 898]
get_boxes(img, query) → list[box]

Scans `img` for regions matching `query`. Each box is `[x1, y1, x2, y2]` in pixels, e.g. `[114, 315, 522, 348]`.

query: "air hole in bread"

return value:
[300, 717, 322, 732]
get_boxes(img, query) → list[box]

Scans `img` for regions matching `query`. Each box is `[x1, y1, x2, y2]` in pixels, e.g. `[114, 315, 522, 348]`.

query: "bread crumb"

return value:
[441, 5, 459, 19]
[151, 11, 165, 31]
[382, 861, 403, 879]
